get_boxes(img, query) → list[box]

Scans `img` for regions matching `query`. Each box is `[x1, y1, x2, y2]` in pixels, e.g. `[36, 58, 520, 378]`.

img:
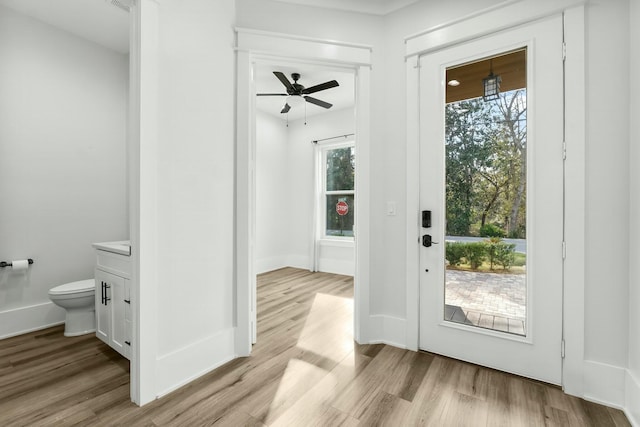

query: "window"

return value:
[320, 142, 355, 238]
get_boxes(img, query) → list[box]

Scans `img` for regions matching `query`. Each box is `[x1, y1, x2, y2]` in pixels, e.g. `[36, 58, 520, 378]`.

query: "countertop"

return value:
[92, 240, 131, 256]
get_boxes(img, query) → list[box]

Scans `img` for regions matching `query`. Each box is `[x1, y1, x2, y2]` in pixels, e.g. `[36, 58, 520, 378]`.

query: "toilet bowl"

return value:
[48, 279, 96, 337]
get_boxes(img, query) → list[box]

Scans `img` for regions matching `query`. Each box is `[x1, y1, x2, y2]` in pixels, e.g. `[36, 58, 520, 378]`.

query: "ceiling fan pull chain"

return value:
[305, 102, 307, 125]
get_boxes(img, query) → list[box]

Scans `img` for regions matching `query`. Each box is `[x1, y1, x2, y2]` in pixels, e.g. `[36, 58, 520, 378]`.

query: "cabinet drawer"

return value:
[96, 250, 131, 278]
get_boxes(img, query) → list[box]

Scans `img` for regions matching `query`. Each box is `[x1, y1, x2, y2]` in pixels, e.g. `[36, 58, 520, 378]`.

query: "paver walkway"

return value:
[444, 269, 526, 335]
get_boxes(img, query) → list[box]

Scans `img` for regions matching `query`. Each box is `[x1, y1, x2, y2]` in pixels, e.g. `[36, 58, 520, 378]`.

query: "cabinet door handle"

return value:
[124, 299, 130, 304]
[125, 341, 131, 346]
[104, 284, 111, 304]
[101, 281, 105, 305]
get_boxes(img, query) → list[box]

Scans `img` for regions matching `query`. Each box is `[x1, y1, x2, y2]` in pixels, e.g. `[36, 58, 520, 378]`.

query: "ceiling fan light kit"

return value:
[257, 71, 340, 119]
[286, 95, 306, 108]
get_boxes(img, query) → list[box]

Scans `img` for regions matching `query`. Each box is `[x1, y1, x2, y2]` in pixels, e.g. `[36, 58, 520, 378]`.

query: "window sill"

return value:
[319, 239, 355, 248]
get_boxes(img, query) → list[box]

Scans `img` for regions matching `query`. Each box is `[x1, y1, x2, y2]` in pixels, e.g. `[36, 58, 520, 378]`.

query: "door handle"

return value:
[104, 283, 111, 304]
[101, 281, 105, 305]
[422, 235, 439, 247]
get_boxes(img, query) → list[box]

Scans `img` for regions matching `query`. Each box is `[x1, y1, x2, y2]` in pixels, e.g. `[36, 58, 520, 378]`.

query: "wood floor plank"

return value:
[0, 267, 631, 426]
[543, 405, 572, 426]
[268, 348, 373, 426]
[0, 362, 128, 425]
[331, 345, 408, 418]
[580, 399, 632, 427]
[401, 356, 467, 425]
[609, 406, 633, 427]
[355, 389, 412, 426]
[380, 349, 434, 402]
[442, 391, 490, 426]
[27, 403, 97, 427]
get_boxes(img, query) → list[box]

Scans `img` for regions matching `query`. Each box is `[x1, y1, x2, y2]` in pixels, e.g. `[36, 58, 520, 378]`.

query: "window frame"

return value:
[317, 140, 356, 241]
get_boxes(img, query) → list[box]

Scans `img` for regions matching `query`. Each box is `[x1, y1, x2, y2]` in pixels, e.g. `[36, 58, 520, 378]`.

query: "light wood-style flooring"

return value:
[0, 267, 631, 426]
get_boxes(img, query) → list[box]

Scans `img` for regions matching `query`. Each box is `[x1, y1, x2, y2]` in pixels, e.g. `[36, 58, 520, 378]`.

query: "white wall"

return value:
[582, 0, 631, 406]
[0, 5, 128, 338]
[237, 0, 382, 44]
[255, 107, 356, 276]
[627, 0, 640, 423]
[143, 0, 237, 400]
[255, 111, 290, 273]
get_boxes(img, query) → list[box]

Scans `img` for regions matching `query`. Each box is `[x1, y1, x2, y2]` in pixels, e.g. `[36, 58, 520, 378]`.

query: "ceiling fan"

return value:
[257, 71, 339, 114]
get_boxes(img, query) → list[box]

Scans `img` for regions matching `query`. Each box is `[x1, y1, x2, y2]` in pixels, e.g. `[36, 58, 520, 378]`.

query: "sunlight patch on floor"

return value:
[264, 292, 355, 425]
[296, 293, 354, 360]
[264, 358, 329, 424]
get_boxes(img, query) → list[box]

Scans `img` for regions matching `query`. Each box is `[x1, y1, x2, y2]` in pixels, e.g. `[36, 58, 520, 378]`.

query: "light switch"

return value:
[386, 201, 397, 216]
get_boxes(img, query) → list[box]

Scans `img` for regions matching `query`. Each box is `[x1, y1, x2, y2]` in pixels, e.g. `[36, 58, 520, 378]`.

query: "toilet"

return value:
[48, 279, 96, 337]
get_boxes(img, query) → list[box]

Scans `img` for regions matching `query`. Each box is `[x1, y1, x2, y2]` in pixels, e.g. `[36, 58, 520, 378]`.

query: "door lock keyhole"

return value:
[422, 234, 438, 247]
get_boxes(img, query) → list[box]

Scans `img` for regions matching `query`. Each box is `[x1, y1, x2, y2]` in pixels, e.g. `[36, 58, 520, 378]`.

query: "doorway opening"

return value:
[253, 60, 357, 346]
[443, 49, 528, 336]
[235, 28, 372, 358]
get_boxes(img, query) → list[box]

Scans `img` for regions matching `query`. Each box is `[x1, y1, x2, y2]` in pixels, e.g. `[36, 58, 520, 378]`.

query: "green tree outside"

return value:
[445, 89, 527, 239]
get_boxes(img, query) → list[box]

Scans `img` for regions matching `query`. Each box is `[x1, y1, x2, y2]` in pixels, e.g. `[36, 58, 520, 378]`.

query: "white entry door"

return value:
[419, 15, 564, 384]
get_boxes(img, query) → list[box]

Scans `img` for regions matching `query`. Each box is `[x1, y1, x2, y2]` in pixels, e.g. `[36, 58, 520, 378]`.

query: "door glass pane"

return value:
[444, 49, 527, 336]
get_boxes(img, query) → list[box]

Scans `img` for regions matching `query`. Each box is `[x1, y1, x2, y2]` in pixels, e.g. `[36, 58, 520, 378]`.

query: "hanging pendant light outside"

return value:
[483, 59, 501, 101]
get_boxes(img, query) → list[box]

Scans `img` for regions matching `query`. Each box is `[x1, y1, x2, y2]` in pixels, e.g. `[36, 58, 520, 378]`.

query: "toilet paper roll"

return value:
[11, 260, 29, 271]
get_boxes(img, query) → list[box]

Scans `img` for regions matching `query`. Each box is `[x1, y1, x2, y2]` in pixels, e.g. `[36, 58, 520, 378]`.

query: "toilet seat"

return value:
[49, 279, 94, 296]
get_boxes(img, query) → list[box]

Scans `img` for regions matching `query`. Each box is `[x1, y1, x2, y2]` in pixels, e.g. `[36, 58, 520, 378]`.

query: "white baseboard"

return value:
[255, 256, 288, 275]
[256, 255, 354, 276]
[155, 327, 235, 398]
[368, 315, 407, 349]
[285, 254, 310, 270]
[0, 301, 65, 340]
[583, 360, 626, 409]
[317, 258, 354, 276]
[626, 369, 640, 427]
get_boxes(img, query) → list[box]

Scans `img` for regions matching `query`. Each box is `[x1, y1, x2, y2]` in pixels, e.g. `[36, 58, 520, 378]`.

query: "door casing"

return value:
[235, 29, 373, 355]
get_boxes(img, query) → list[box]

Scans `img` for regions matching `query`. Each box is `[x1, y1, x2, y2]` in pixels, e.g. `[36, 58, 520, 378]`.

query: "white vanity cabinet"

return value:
[93, 242, 132, 360]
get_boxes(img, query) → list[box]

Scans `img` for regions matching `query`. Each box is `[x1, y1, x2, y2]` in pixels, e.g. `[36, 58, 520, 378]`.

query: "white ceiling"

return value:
[0, 0, 129, 54]
[1, 0, 355, 121]
[255, 63, 355, 122]
[0, 0, 419, 56]
[272, 0, 419, 15]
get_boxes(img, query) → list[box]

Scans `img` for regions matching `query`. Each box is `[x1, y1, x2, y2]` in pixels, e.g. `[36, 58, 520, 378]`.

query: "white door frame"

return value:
[128, 0, 160, 406]
[405, 1, 586, 395]
[235, 28, 373, 356]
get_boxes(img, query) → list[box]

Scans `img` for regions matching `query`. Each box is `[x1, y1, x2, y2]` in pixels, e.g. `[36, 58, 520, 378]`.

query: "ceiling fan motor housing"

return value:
[289, 73, 303, 94]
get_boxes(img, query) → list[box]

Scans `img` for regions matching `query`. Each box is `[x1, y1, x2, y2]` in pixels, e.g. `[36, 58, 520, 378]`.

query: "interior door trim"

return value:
[404, 0, 586, 59]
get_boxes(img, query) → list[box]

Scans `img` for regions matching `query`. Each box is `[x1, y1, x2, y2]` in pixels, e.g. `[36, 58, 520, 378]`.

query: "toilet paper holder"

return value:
[0, 259, 34, 268]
